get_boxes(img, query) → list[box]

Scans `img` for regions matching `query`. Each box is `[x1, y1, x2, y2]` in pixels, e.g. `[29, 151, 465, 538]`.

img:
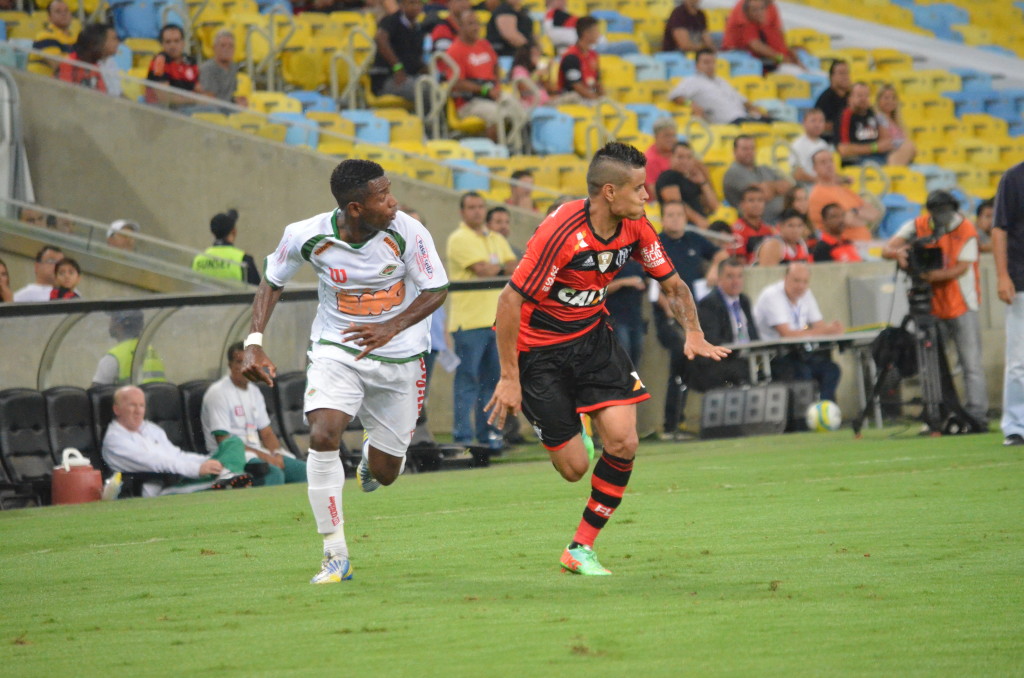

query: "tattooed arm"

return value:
[658, 273, 731, 361]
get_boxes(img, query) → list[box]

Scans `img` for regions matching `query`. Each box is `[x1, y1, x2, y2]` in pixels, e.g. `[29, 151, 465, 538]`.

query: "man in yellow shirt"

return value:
[29, 0, 77, 76]
[446, 191, 519, 448]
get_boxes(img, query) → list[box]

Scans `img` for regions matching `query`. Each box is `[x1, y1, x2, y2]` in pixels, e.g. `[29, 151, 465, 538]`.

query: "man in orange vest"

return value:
[882, 190, 988, 427]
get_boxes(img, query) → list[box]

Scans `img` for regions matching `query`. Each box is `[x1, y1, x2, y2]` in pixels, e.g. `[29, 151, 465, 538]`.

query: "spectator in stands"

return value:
[756, 209, 812, 266]
[371, 0, 428, 104]
[145, 24, 200, 108]
[653, 200, 727, 439]
[29, 0, 76, 77]
[18, 206, 48, 228]
[50, 257, 82, 300]
[644, 117, 679, 201]
[430, 0, 471, 53]
[107, 219, 140, 251]
[47, 210, 76, 234]
[606, 258, 647, 369]
[509, 43, 552, 106]
[975, 197, 994, 254]
[811, 202, 862, 263]
[0, 257, 12, 304]
[486, 205, 521, 257]
[838, 83, 914, 167]
[875, 84, 915, 163]
[753, 262, 842, 401]
[13, 245, 63, 303]
[883, 190, 988, 426]
[724, 135, 792, 224]
[690, 256, 758, 392]
[202, 341, 307, 487]
[783, 185, 810, 223]
[557, 16, 602, 102]
[486, 0, 533, 59]
[56, 22, 108, 93]
[445, 10, 529, 143]
[98, 23, 124, 98]
[192, 209, 262, 285]
[654, 141, 718, 226]
[506, 169, 537, 212]
[543, 0, 578, 52]
[199, 30, 246, 108]
[92, 310, 167, 387]
[729, 186, 776, 263]
[806, 149, 881, 240]
[722, 0, 801, 75]
[668, 49, 772, 125]
[789, 108, 833, 187]
[663, 0, 714, 53]
[446, 191, 517, 449]
[814, 59, 851, 145]
[103, 385, 251, 498]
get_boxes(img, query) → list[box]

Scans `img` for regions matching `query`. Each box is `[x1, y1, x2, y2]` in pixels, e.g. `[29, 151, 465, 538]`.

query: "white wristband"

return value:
[244, 332, 263, 348]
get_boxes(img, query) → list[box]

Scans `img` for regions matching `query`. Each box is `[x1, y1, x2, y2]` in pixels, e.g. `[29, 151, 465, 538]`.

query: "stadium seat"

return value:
[425, 139, 474, 161]
[43, 387, 102, 475]
[717, 50, 761, 77]
[652, 52, 695, 79]
[287, 90, 336, 112]
[112, 2, 161, 40]
[256, 122, 289, 143]
[255, 381, 284, 444]
[884, 166, 928, 204]
[459, 137, 509, 159]
[445, 99, 487, 138]
[141, 382, 190, 450]
[446, 159, 490, 192]
[249, 91, 303, 114]
[877, 193, 921, 240]
[622, 54, 666, 82]
[87, 385, 117, 459]
[340, 110, 390, 144]
[870, 48, 913, 73]
[269, 112, 320, 148]
[0, 389, 54, 499]
[530, 107, 575, 155]
[178, 380, 212, 455]
[275, 371, 309, 458]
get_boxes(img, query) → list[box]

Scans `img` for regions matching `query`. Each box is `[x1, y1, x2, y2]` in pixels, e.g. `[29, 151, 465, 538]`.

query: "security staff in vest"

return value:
[192, 209, 261, 285]
[882, 190, 988, 427]
[91, 310, 168, 387]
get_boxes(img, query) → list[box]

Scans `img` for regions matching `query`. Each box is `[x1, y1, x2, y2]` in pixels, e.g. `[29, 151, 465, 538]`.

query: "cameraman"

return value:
[881, 190, 988, 427]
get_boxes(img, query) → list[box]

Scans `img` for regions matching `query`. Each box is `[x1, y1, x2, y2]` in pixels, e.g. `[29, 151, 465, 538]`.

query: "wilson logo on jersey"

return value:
[314, 240, 333, 256]
[329, 268, 348, 284]
[554, 284, 606, 307]
[336, 280, 406, 316]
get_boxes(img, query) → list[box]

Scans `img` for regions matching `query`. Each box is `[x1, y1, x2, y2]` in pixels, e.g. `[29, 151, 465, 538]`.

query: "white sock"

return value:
[306, 450, 348, 558]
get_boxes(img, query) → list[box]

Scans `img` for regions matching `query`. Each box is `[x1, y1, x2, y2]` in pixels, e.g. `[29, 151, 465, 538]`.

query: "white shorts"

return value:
[305, 343, 426, 457]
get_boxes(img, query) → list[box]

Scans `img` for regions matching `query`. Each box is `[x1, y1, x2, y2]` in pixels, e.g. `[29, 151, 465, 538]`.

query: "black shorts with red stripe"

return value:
[519, 319, 649, 450]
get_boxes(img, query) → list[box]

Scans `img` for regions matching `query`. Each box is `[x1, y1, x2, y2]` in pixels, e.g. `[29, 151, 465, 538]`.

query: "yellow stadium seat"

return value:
[307, 111, 356, 140]
[955, 138, 1002, 168]
[0, 11, 44, 40]
[708, 205, 737, 226]
[234, 72, 252, 102]
[446, 99, 487, 137]
[249, 91, 302, 114]
[408, 158, 453, 188]
[391, 140, 428, 157]
[884, 166, 928, 203]
[947, 163, 992, 196]
[960, 113, 1009, 142]
[997, 138, 1024, 166]
[767, 73, 810, 101]
[835, 47, 872, 72]
[353, 143, 405, 164]
[770, 121, 804, 143]
[704, 8, 728, 33]
[226, 112, 267, 133]
[871, 48, 913, 73]
[841, 165, 887, 198]
[124, 38, 162, 69]
[786, 27, 830, 53]
[425, 139, 474, 161]
[256, 123, 288, 143]
[730, 75, 778, 102]
[318, 139, 356, 156]
[737, 121, 773, 142]
[374, 109, 425, 144]
[191, 112, 232, 127]
[360, 76, 414, 111]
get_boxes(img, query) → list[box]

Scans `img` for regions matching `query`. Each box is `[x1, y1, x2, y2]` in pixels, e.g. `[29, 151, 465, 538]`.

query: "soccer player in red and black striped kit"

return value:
[486, 143, 730, 575]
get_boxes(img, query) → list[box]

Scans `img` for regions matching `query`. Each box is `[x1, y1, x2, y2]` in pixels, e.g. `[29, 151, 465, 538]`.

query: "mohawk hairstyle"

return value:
[330, 159, 386, 209]
[586, 142, 646, 196]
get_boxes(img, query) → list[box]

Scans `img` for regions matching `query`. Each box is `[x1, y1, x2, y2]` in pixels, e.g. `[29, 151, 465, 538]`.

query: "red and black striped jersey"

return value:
[509, 199, 676, 350]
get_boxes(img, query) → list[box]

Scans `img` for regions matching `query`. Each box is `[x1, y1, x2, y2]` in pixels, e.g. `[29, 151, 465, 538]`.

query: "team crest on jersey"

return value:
[382, 236, 401, 259]
[596, 251, 614, 272]
[379, 263, 398, 276]
[314, 240, 333, 256]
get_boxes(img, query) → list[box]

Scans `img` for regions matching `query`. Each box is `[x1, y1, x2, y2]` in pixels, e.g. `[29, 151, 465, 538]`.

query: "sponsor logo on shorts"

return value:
[415, 235, 434, 279]
[328, 496, 340, 526]
[554, 284, 606, 307]
[383, 236, 401, 258]
[631, 371, 644, 391]
[532, 424, 543, 440]
[314, 240, 333, 256]
[379, 263, 398, 276]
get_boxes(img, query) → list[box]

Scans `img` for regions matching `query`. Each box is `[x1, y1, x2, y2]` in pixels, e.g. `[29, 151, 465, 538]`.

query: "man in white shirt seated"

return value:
[752, 262, 842, 401]
[201, 342, 307, 487]
[788, 108, 833, 187]
[13, 245, 63, 302]
[102, 386, 252, 497]
[667, 48, 772, 125]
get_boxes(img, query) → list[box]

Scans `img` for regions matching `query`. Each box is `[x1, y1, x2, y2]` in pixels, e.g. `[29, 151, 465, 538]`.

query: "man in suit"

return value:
[690, 256, 759, 391]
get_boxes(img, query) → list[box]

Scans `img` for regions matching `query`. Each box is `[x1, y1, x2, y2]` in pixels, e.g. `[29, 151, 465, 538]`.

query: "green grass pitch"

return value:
[2, 428, 1022, 677]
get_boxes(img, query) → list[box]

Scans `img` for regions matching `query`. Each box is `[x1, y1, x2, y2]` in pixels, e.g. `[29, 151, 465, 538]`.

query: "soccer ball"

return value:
[805, 400, 842, 432]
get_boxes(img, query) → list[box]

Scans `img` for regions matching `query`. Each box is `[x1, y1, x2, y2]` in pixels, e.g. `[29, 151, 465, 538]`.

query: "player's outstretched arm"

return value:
[660, 273, 731, 361]
[241, 280, 283, 386]
[485, 286, 524, 430]
[343, 288, 448, 360]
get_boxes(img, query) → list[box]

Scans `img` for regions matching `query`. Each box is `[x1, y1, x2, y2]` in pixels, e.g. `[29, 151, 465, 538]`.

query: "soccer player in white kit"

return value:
[241, 160, 449, 584]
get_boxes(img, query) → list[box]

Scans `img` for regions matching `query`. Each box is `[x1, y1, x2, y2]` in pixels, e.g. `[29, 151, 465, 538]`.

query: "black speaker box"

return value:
[784, 380, 819, 432]
[699, 384, 790, 439]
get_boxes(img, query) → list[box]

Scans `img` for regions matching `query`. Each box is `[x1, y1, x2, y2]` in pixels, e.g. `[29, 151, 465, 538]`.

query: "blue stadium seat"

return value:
[446, 159, 490, 191]
[978, 45, 1016, 57]
[287, 90, 336, 112]
[949, 188, 977, 214]
[590, 10, 633, 34]
[950, 68, 993, 93]
[529, 107, 574, 155]
[652, 52, 695, 79]
[718, 50, 761, 77]
[341, 110, 390, 144]
[460, 137, 509, 159]
[113, 43, 133, 72]
[996, 88, 1024, 115]
[788, 98, 817, 122]
[625, 103, 670, 135]
[498, 55, 513, 76]
[877, 193, 921, 239]
[795, 48, 820, 72]
[258, 0, 293, 13]
[1009, 121, 1024, 138]
[942, 91, 988, 116]
[154, 0, 187, 29]
[623, 54, 666, 82]
[796, 72, 829, 100]
[755, 98, 798, 123]
[268, 112, 320, 148]
[0, 22, 7, 42]
[112, 2, 160, 40]
[912, 164, 958, 193]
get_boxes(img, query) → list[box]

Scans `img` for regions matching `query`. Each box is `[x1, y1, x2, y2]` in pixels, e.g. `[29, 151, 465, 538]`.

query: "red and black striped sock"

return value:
[570, 451, 634, 548]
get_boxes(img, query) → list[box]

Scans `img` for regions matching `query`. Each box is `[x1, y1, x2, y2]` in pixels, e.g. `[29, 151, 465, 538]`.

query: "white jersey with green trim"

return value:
[264, 209, 449, 360]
